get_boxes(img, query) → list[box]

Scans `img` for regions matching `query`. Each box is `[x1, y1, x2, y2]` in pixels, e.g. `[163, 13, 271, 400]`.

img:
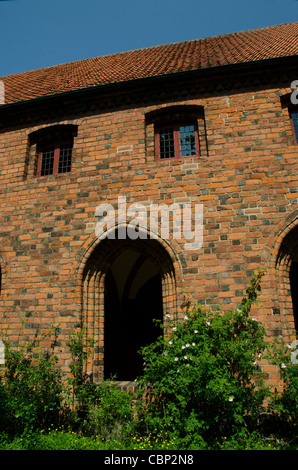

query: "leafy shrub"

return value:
[85, 382, 133, 441]
[66, 329, 134, 441]
[0, 328, 65, 435]
[66, 329, 95, 409]
[266, 335, 298, 442]
[0, 269, 297, 450]
[137, 270, 270, 446]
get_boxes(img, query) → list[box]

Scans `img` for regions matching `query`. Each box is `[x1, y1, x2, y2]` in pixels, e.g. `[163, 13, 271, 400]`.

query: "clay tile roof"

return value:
[1, 22, 298, 105]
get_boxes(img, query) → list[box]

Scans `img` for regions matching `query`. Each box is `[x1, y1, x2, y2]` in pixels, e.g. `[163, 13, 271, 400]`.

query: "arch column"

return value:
[261, 210, 298, 341]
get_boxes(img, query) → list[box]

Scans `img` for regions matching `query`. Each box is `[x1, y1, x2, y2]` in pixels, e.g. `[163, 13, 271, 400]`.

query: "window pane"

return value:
[58, 144, 72, 173]
[292, 112, 298, 143]
[159, 128, 175, 159]
[179, 125, 196, 156]
[41, 148, 55, 176]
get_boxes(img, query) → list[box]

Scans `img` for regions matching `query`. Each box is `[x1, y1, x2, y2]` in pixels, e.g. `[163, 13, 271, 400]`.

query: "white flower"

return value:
[168, 341, 173, 345]
[206, 321, 211, 326]
[181, 345, 185, 349]
[172, 327, 177, 331]
[186, 343, 190, 347]
[228, 396, 234, 402]
[252, 318, 258, 322]
[174, 357, 179, 361]
[184, 356, 188, 360]
[281, 363, 287, 369]
[177, 369, 180, 373]
[184, 315, 189, 320]
[165, 313, 171, 318]
[194, 330, 198, 334]
[192, 343, 196, 346]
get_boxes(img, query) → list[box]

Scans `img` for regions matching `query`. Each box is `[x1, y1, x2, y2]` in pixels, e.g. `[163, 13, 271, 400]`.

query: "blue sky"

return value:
[1, 0, 298, 77]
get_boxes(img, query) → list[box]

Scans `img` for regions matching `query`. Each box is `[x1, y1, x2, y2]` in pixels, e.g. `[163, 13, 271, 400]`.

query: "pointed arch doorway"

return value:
[275, 223, 298, 333]
[81, 235, 178, 382]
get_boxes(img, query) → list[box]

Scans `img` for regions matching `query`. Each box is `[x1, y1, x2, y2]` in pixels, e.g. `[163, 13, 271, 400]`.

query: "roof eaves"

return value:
[0, 53, 297, 112]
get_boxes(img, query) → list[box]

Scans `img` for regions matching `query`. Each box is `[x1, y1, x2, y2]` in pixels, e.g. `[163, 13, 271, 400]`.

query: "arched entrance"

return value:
[80, 233, 178, 382]
[275, 223, 298, 334]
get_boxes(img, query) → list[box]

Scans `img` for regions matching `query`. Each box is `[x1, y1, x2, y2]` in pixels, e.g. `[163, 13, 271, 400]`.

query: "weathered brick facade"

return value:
[0, 23, 298, 387]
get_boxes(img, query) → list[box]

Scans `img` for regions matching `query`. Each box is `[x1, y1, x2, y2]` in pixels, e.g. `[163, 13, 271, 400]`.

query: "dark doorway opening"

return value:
[290, 261, 298, 332]
[104, 248, 163, 380]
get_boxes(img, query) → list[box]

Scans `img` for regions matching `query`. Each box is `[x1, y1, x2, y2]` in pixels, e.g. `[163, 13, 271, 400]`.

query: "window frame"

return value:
[28, 124, 77, 179]
[155, 120, 200, 161]
[289, 108, 298, 146]
[36, 139, 74, 177]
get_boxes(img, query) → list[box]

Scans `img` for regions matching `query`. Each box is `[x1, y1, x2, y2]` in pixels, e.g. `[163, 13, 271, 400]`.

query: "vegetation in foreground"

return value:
[0, 269, 297, 451]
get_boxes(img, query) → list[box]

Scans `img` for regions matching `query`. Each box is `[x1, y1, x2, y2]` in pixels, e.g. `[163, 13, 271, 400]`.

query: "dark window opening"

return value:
[159, 128, 175, 159]
[40, 147, 54, 176]
[58, 143, 73, 173]
[290, 261, 298, 331]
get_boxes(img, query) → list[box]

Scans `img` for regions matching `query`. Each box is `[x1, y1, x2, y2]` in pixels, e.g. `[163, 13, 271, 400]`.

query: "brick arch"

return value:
[76, 224, 185, 382]
[261, 209, 298, 338]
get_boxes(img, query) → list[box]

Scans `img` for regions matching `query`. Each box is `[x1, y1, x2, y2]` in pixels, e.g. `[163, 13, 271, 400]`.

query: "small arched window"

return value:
[145, 105, 208, 161]
[28, 124, 78, 177]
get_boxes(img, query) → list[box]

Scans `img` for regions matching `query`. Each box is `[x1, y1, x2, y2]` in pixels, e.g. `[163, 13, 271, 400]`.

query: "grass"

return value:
[0, 425, 295, 451]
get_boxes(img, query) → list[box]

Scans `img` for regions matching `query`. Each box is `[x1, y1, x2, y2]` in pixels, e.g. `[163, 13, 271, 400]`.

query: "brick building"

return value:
[0, 22, 298, 386]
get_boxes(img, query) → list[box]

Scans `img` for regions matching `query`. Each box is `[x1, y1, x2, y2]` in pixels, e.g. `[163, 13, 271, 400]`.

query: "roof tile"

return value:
[1, 22, 298, 104]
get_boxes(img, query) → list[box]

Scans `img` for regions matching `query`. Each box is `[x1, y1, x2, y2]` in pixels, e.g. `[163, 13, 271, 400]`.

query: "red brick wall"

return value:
[0, 65, 297, 387]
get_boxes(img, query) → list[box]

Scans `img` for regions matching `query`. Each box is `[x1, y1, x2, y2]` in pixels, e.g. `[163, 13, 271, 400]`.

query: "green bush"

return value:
[66, 329, 95, 409]
[266, 335, 298, 442]
[137, 270, 270, 446]
[0, 269, 297, 450]
[65, 329, 134, 441]
[0, 329, 65, 435]
[85, 382, 134, 441]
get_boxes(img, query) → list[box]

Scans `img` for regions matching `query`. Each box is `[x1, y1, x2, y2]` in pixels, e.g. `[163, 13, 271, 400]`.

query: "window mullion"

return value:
[53, 146, 60, 175]
[37, 151, 43, 177]
[155, 130, 161, 159]
[194, 124, 200, 156]
[174, 126, 180, 159]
